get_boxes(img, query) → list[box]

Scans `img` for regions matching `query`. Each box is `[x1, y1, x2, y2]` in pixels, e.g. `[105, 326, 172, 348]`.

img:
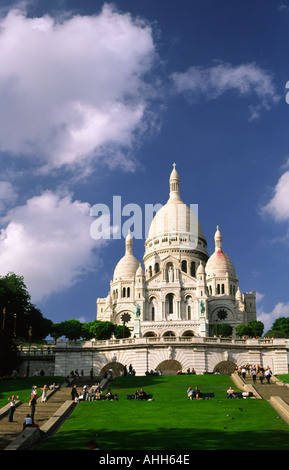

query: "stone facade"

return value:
[97, 164, 256, 338]
[18, 338, 289, 377]
[52, 337, 288, 377]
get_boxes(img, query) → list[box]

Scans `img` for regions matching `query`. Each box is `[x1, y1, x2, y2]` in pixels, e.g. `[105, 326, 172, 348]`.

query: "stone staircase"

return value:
[0, 376, 101, 450]
[242, 374, 289, 405]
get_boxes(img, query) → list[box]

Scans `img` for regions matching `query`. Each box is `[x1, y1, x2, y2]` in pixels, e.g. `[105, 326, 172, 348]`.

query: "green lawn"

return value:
[0, 376, 65, 406]
[36, 374, 289, 451]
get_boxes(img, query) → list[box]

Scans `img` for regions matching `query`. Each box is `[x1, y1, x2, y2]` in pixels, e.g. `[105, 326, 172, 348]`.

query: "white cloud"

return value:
[256, 291, 289, 333]
[0, 190, 106, 302]
[0, 4, 157, 172]
[256, 291, 265, 303]
[257, 301, 289, 333]
[171, 62, 280, 119]
[0, 181, 17, 212]
[261, 170, 289, 221]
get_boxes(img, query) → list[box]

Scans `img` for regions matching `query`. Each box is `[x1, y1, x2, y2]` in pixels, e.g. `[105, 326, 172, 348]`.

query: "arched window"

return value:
[149, 266, 152, 277]
[122, 287, 126, 297]
[217, 284, 220, 295]
[166, 293, 174, 314]
[188, 305, 191, 320]
[150, 297, 156, 321]
[190, 261, 196, 277]
[127, 287, 130, 297]
[181, 260, 187, 273]
[221, 284, 225, 294]
[154, 263, 160, 274]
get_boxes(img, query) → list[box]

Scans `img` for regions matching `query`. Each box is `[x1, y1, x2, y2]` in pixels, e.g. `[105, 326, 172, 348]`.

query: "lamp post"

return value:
[13, 313, 17, 338]
[215, 319, 218, 337]
[2, 307, 6, 331]
[26, 326, 33, 377]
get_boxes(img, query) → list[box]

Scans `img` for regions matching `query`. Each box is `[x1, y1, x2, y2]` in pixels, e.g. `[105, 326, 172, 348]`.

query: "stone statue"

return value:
[168, 266, 173, 282]
[134, 302, 140, 318]
[200, 300, 205, 315]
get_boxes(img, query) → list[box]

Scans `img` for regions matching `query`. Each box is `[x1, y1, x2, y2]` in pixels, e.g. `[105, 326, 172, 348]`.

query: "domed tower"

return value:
[205, 226, 256, 334]
[142, 164, 209, 334]
[206, 226, 238, 297]
[97, 231, 141, 326]
[96, 165, 256, 338]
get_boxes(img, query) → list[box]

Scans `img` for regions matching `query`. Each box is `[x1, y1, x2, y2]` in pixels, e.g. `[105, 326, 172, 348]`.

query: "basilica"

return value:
[96, 165, 257, 337]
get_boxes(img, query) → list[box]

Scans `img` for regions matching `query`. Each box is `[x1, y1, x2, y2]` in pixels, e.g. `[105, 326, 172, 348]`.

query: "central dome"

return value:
[146, 164, 205, 249]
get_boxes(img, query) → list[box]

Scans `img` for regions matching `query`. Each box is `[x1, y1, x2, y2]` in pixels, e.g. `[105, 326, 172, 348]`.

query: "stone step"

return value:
[243, 374, 289, 405]
[0, 375, 105, 450]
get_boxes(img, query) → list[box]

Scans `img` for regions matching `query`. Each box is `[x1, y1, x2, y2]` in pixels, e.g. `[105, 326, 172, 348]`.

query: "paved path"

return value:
[0, 376, 95, 450]
[243, 375, 289, 405]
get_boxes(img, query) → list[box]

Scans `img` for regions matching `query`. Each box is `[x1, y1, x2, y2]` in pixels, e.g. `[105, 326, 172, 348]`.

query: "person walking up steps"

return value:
[8, 395, 19, 422]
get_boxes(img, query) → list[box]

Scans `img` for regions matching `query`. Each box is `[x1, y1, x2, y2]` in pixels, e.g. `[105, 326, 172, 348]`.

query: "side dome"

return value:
[113, 231, 140, 281]
[135, 263, 145, 277]
[205, 226, 236, 278]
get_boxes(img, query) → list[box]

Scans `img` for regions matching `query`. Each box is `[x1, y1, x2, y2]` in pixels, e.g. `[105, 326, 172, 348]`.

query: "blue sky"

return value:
[0, 0, 289, 332]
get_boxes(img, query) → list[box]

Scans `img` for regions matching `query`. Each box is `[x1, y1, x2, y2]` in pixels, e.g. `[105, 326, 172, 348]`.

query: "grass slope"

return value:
[0, 376, 65, 406]
[36, 374, 289, 451]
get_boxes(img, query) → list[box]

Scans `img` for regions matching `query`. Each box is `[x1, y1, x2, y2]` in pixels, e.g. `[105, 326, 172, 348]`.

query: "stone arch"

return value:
[211, 306, 234, 322]
[162, 330, 177, 337]
[213, 360, 237, 375]
[156, 359, 183, 375]
[100, 361, 125, 377]
[114, 310, 134, 325]
[143, 331, 157, 337]
[181, 330, 195, 337]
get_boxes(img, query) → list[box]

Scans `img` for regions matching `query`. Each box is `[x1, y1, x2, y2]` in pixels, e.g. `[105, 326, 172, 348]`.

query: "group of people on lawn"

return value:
[71, 384, 119, 402]
[187, 386, 201, 400]
[71, 384, 152, 402]
[186, 385, 255, 400]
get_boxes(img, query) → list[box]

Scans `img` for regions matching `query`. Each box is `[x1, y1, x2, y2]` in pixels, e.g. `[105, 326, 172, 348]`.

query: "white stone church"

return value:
[96, 164, 257, 338]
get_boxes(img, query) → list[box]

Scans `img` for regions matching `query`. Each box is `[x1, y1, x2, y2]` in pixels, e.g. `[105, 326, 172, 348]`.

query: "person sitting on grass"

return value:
[95, 388, 103, 400]
[226, 386, 236, 399]
[192, 386, 201, 400]
[134, 389, 140, 400]
[139, 388, 147, 400]
[187, 387, 194, 400]
[105, 389, 114, 400]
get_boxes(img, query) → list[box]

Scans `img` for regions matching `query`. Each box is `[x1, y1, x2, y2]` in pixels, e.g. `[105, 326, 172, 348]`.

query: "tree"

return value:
[265, 317, 289, 338]
[248, 321, 264, 337]
[81, 320, 101, 340]
[235, 321, 264, 338]
[0, 272, 51, 341]
[93, 321, 115, 340]
[114, 324, 131, 339]
[60, 319, 83, 341]
[50, 323, 65, 343]
[212, 323, 233, 337]
[0, 330, 19, 376]
[235, 324, 251, 337]
[264, 329, 284, 338]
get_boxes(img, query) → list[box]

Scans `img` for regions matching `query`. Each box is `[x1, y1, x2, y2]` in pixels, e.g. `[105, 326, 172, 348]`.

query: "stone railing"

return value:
[55, 336, 286, 348]
[18, 336, 288, 354]
[18, 345, 55, 356]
